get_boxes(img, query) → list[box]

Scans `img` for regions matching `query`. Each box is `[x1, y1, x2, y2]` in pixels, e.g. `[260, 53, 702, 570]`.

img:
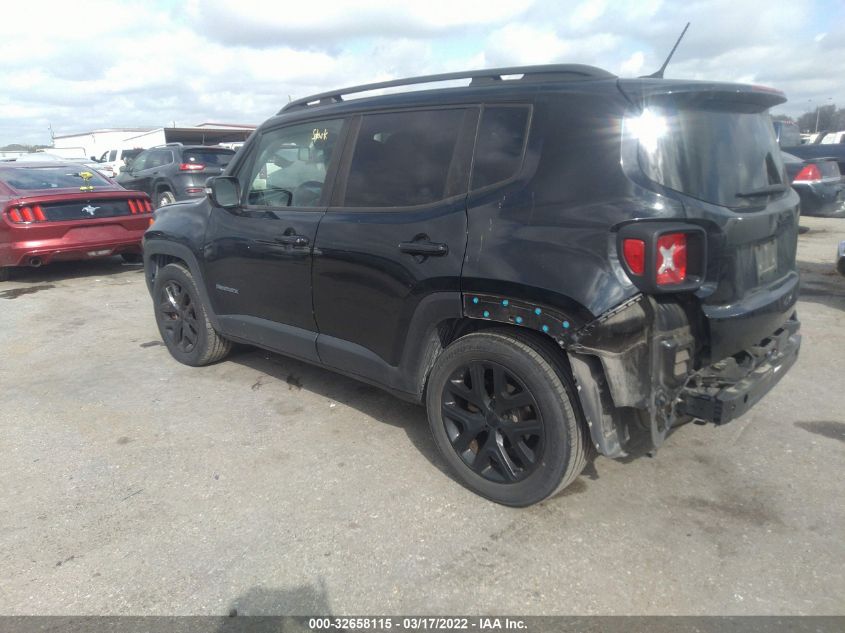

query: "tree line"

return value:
[775, 105, 845, 133]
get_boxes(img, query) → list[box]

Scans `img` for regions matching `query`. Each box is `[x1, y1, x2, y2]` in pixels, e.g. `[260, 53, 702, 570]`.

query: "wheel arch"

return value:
[144, 240, 221, 331]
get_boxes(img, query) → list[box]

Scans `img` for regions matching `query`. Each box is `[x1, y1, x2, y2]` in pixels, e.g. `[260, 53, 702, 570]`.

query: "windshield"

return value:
[629, 105, 786, 209]
[182, 149, 234, 167]
[1, 166, 112, 190]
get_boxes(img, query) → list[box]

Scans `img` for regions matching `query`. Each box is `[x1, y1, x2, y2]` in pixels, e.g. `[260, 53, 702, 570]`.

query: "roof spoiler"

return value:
[618, 79, 787, 110]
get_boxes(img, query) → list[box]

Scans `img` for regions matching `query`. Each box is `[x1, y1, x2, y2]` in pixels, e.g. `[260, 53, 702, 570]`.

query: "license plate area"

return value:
[755, 239, 777, 280]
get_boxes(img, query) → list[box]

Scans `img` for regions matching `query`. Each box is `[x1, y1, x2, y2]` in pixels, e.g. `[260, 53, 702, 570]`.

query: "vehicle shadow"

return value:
[798, 259, 845, 311]
[3, 257, 143, 285]
[228, 347, 449, 476]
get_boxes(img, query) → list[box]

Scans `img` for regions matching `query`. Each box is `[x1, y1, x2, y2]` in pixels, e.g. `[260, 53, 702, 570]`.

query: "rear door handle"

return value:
[398, 241, 448, 256]
[276, 234, 310, 247]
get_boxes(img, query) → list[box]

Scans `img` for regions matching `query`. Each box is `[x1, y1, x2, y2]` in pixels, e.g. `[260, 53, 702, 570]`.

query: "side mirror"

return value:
[208, 176, 240, 209]
[90, 156, 98, 162]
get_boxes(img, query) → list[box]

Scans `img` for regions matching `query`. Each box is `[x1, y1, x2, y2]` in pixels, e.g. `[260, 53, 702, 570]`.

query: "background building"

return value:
[51, 123, 256, 159]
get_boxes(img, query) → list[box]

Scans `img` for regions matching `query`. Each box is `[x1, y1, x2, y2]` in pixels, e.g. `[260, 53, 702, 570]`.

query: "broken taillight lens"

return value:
[655, 232, 687, 286]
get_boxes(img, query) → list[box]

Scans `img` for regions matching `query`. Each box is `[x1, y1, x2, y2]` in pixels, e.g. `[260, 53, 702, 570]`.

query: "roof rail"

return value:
[281, 64, 615, 113]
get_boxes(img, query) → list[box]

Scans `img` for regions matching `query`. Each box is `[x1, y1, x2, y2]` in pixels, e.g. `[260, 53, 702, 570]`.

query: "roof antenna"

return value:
[642, 22, 690, 79]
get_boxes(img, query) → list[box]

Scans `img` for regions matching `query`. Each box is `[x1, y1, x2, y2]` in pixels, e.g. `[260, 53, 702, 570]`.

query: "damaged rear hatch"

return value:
[618, 79, 800, 362]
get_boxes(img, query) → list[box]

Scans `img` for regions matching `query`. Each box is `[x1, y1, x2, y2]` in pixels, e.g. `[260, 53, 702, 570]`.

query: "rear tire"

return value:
[152, 263, 231, 366]
[425, 329, 589, 506]
[156, 190, 176, 208]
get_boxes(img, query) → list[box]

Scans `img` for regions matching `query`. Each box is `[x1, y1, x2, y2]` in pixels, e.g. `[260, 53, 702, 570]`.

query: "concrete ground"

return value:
[1, 216, 843, 616]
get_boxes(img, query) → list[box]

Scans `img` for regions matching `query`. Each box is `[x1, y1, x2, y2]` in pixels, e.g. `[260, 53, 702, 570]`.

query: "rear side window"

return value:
[343, 108, 471, 207]
[471, 106, 530, 189]
[182, 149, 234, 167]
[145, 150, 173, 168]
[108, 150, 118, 161]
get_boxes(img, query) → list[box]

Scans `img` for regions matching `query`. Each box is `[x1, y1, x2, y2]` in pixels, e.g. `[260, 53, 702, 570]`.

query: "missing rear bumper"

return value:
[678, 316, 801, 425]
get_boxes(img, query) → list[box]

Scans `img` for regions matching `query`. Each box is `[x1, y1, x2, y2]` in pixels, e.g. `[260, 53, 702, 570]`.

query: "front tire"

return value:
[426, 330, 588, 506]
[152, 263, 231, 366]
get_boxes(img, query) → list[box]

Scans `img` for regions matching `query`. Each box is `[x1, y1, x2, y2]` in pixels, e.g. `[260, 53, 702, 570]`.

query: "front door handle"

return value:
[276, 234, 310, 247]
[398, 241, 448, 256]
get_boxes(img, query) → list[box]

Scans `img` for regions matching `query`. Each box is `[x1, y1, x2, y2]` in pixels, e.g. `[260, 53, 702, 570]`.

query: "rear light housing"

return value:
[618, 222, 706, 293]
[127, 198, 153, 214]
[792, 164, 822, 183]
[179, 163, 205, 171]
[4, 198, 152, 223]
[5, 204, 47, 224]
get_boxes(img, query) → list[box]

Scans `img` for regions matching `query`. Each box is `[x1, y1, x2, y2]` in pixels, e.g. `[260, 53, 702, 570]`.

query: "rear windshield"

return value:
[181, 149, 234, 167]
[1, 166, 112, 190]
[630, 105, 786, 209]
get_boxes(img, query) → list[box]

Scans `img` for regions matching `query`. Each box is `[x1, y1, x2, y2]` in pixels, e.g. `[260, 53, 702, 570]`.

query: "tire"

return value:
[0, 267, 9, 282]
[121, 253, 143, 264]
[156, 190, 176, 208]
[152, 263, 231, 366]
[425, 329, 589, 506]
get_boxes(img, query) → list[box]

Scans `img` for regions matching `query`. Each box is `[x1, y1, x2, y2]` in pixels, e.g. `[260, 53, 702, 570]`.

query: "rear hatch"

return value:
[179, 148, 234, 176]
[618, 80, 800, 361]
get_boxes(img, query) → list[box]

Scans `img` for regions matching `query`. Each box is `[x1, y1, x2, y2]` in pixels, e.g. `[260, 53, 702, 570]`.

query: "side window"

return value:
[108, 150, 118, 161]
[343, 108, 470, 207]
[142, 150, 170, 169]
[471, 106, 530, 190]
[244, 119, 343, 208]
[130, 151, 149, 171]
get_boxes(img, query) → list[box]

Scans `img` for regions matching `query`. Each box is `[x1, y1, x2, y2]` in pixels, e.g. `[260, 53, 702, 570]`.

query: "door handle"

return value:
[398, 241, 448, 256]
[276, 234, 310, 247]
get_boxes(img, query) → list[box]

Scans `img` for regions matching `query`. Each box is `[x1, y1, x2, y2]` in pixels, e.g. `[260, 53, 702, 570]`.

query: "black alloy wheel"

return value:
[426, 330, 589, 506]
[151, 263, 231, 366]
[157, 279, 200, 353]
[441, 361, 544, 483]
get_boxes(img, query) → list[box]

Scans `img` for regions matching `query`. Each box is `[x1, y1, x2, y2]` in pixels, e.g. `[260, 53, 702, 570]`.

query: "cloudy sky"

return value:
[1, 0, 843, 145]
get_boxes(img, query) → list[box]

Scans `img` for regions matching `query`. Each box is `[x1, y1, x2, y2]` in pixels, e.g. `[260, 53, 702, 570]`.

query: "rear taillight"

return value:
[5, 204, 47, 224]
[128, 198, 153, 214]
[655, 233, 687, 285]
[793, 164, 822, 183]
[622, 239, 646, 275]
[179, 163, 204, 171]
[617, 223, 705, 293]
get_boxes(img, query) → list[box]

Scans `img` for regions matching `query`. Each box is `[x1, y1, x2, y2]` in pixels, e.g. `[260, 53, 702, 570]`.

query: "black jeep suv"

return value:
[117, 144, 235, 208]
[143, 64, 801, 506]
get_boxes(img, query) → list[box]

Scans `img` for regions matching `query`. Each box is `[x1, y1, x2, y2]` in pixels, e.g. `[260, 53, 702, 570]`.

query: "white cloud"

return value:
[0, 0, 842, 144]
[619, 51, 645, 76]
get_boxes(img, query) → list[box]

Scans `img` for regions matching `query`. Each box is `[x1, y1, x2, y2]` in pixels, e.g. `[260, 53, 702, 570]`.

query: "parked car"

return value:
[143, 64, 802, 506]
[0, 161, 152, 281]
[820, 130, 845, 145]
[94, 148, 144, 178]
[116, 144, 235, 208]
[782, 152, 844, 216]
[773, 120, 801, 148]
[783, 139, 845, 176]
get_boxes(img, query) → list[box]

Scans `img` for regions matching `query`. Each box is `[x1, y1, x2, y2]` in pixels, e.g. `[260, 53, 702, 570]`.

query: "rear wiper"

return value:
[735, 184, 788, 198]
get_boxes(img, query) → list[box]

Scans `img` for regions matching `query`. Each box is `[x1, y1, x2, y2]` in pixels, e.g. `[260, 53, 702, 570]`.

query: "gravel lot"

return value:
[1, 216, 843, 616]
